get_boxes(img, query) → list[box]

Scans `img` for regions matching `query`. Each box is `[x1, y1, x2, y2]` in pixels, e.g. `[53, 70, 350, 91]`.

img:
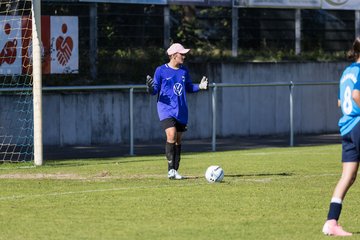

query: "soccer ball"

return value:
[205, 165, 224, 183]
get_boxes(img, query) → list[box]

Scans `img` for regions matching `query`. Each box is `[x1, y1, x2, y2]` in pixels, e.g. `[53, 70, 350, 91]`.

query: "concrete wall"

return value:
[1, 62, 348, 146]
[209, 62, 346, 137]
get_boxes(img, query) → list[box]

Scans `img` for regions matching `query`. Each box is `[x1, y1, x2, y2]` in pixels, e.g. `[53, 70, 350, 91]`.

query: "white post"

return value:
[32, 1, 43, 166]
[289, 82, 294, 147]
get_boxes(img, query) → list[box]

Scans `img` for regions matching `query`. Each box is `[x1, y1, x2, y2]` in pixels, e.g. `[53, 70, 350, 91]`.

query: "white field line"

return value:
[0, 173, 341, 201]
[0, 165, 36, 170]
[0, 182, 206, 201]
[237, 151, 339, 156]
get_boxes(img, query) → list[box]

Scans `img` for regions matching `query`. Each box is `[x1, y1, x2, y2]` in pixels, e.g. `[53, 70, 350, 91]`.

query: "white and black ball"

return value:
[205, 165, 224, 183]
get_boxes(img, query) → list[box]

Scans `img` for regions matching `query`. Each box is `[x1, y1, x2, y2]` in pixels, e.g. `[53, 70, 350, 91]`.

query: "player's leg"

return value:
[323, 128, 360, 236]
[161, 118, 178, 179]
[173, 122, 187, 179]
[174, 132, 182, 171]
[322, 162, 358, 236]
[174, 121, 187, 171]
[331, 162, 359, 201]
[172, 132, 183, 179]
[165, 126, 176, 178]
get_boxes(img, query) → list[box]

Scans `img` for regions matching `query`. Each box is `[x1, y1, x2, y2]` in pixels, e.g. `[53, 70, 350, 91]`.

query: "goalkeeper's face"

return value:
[172, 52, 186, 65]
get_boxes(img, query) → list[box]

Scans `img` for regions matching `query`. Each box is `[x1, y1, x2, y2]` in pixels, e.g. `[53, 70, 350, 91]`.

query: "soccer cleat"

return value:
[168, 169, 175, 179]
[174, 170, 183, 180]
[322, 220, 352, 236]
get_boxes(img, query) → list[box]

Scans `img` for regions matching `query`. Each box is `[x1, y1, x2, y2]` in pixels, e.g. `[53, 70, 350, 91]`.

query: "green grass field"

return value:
[0, 144, 359, 240]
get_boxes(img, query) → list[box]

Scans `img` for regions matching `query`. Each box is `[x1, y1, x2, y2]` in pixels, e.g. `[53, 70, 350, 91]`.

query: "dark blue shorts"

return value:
[342, 121, 360, 162]
[160, 118, 187, 132]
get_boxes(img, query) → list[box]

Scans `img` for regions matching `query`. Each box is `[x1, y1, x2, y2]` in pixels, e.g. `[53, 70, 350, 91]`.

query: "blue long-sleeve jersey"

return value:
[150, 64, 200, 124]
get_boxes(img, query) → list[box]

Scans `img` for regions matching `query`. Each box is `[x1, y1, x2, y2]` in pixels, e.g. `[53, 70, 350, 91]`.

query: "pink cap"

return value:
[166, 43, 190, 55]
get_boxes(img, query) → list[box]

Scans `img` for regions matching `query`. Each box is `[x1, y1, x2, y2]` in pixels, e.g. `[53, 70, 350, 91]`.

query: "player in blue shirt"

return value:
[322, 38, 360, 236]
[146, 43, 208, 179]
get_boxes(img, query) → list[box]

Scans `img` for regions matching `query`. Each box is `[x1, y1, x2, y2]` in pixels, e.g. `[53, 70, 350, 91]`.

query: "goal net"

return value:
[0, 0, 42, 164]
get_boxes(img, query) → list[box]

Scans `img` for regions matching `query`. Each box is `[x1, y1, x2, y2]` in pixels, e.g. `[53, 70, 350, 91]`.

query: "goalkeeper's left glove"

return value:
[199, 76, 208, 90]
[146, 75, 154, 94]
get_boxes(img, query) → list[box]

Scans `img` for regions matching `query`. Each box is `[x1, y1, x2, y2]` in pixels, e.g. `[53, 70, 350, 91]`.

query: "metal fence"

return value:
[25, 81, 336, 155]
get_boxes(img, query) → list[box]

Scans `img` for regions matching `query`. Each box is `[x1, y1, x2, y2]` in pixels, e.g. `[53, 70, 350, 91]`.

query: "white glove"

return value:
[199, 76, 208, 90]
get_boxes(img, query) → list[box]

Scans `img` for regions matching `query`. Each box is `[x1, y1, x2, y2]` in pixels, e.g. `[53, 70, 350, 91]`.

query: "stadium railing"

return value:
[0, 81, 339, 156]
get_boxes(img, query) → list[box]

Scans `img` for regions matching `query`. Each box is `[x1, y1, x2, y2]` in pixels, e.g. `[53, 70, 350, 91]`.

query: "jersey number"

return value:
[343, 86, 352, 115]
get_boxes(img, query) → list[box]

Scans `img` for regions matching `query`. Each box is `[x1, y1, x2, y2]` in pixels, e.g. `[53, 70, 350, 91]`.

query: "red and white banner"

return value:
[0, 16, 23, 75]
[49, 16, 79, 74]
[0, 15, 78, 75]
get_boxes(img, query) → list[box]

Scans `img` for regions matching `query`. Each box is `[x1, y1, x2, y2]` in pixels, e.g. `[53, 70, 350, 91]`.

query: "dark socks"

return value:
[165, 142, 175, 171]
[327, 202, 342, 221]
[174, 144, 181, 171]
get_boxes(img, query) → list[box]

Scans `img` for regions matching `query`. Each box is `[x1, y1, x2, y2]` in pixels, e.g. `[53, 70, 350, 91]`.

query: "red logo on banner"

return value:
[0, 16, 78, 75]
[0, 23, 17, 66]
[56, 23, 73, 66]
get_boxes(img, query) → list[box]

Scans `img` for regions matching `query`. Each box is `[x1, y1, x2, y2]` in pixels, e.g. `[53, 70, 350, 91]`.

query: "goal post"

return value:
[0, 0, 42, 165]
[32, 0, 43, 166]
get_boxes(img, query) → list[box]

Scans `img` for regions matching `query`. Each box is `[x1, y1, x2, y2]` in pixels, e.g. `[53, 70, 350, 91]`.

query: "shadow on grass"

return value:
[184, 172, 293, 181]
[225, 172, 293, 178]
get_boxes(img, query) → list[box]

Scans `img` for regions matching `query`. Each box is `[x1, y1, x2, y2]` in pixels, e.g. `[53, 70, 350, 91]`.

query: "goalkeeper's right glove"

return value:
[146, 75, 154, 94]
[199, 76, 208, 90]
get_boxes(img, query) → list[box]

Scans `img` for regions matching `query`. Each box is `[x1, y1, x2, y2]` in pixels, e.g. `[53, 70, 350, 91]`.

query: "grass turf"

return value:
[0, 144, 359, 240]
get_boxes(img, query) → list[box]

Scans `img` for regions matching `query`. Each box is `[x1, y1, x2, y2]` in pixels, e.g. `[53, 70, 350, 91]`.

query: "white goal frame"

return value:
[32, 0, 43, 166]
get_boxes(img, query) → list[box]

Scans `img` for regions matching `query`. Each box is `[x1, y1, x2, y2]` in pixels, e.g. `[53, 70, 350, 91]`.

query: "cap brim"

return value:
[179, 49, 190, 54]
[167, 48, 190, 55]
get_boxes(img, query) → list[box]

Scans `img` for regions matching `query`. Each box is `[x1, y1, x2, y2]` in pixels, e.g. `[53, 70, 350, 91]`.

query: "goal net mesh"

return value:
[0, 0, 34, 162]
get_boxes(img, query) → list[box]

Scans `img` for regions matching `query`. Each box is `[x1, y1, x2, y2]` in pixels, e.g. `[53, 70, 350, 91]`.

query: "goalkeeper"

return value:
[146, 43, 208, 180]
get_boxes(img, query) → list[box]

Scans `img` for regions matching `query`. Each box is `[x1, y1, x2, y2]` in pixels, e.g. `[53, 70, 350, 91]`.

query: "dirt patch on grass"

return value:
[0, 173, 86, 180]
[0, 172, 200, 180]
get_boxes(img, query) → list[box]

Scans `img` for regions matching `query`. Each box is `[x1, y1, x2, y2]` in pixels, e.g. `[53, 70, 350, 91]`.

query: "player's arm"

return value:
[184, 72, 208, 92]
[146, 75, 154, 94]
[352, 78, 360, 107]
[146, 68, 161, 95]
[352, 89, 360, 107]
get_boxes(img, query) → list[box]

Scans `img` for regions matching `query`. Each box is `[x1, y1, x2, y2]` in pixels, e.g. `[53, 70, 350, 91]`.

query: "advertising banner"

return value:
[247, 0, 321, 8]
[2, 16, 79, 76]
[81, 0, 230, 4]
[78, 0, 358, 8]
[322, 0, 360, 10]
[169, 0, 231, 6]
[79, 0, 167, 4]
[49, 16, 79, 74]
[168, 0, 206, 5]
[0, 16, 23, 75]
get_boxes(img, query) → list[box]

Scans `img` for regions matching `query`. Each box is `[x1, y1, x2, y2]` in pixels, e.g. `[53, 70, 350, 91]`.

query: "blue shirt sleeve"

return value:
[151, 66, 162, 95]
[183, 67, 200, 93]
